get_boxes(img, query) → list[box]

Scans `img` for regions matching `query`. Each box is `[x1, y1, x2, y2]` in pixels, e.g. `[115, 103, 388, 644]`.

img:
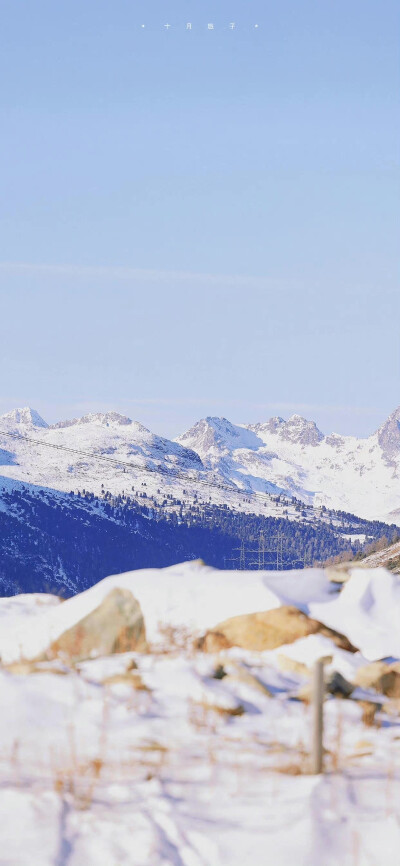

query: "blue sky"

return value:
[0, 0, 399, 438]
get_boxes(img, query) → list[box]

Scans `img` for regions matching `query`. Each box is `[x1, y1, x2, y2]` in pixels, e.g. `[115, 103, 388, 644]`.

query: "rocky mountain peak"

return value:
[249, 417, 285, 435]
[50, 412, 138, 430]
[251, 414, 323, 446]
[376, 405, 400, 460]
[0, 407, 48, 429]
[177, 417, 262, 455]
[280, 414, 324, 446]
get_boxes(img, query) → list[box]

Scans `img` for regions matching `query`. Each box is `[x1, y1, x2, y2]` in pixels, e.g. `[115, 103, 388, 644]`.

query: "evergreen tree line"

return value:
[0, 483, 397, 597]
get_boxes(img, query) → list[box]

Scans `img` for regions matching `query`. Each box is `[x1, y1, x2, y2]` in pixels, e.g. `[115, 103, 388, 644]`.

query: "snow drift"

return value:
[1, 560, 400, 664]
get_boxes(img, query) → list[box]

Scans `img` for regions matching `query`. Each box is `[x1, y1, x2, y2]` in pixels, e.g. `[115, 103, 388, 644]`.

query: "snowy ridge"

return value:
[177, 409, 400, 524]
[0, 405, 400, 524]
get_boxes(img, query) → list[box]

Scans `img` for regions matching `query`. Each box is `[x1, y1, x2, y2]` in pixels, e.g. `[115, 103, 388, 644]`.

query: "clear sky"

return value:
[0, 0, 399, 438]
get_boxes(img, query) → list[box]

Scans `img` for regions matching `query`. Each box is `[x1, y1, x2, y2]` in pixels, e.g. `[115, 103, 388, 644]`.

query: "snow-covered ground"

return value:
[2, 561, 400, 864]
[1, 404, 400, 524]
[0, 560, 335, 663]
[358, 539, 400, 573]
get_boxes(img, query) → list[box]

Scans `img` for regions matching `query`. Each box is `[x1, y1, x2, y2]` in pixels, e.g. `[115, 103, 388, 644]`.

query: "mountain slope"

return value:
[1, 405, 400, 525]
[177, 410, 400, 525]
[2, 480, 379, 596]
[1, 405, 400, 594]
[357, 539, 400, 574]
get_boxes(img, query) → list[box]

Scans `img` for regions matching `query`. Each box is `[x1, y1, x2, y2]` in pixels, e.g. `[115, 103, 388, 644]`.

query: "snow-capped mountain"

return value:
[177, 410, 400, 525]
[0, 408, 205, 498]
[0, 405, 399, 525]
[376, 405, 400, 461]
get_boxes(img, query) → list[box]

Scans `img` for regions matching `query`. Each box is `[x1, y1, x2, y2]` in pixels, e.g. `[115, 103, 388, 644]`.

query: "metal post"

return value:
[311, 659, 325, 774]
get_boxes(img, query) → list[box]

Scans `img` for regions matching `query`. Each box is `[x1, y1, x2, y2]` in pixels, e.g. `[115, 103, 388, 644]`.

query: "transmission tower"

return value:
[227, 530, 309, 572]
[229, 539, 246, 570]
[258, 531, 265, 570]
[238, 531, 286, 571]
[276, 532, 284, 570]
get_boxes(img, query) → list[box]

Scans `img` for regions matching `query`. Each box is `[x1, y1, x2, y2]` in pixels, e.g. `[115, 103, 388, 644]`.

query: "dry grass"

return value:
[52, 756, 104, 809]
[152, 622, 196, 656]
[101, 671, 150, 690]
[188, 698, 245, 733]
[330, 702, 343, 772]
[49, 685, 111, 809]
[274, 762, 306, 776]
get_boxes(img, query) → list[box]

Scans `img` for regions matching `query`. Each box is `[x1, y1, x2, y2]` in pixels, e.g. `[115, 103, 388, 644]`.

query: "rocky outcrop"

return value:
[326, 671, 354, 698]
[353, 661, 400, 698]
[197, 606, 357, 654]
[44, 588, 147, 661]
[376, 405, 400, 462]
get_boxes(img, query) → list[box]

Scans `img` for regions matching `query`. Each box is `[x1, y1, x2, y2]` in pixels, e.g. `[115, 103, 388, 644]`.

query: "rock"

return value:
[353, 661, 400, 698]
[45, 588, 147, 661]
[295, 682, 313, 703]
[293, 669, 354, 703]
[196, 631, 231, 653]
[326, 671, 354, 698]
[353, 661, 387, 690]
[359, 700, 381, 727]
[382, 698, 400, 717]
[213, 664, 227, 680]
[223, 661, 272, 697]
[277, 654, 309, 677]
[277, 652, 333, 677]
[198, 606, 357, 653]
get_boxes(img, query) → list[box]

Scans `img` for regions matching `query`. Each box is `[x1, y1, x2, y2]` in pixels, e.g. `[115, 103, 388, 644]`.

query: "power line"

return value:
[0, 427, 293, 509]
[229, 531, 308, 571]
[0, 430, 331, 572]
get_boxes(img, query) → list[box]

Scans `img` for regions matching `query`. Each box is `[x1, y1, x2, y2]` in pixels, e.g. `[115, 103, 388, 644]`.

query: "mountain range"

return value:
[0, 405, 399, 595]
[0, 405, 399, 525]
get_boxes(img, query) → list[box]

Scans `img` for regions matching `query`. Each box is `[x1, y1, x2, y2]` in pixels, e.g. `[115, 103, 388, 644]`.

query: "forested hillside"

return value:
[0, 483, 397, 596]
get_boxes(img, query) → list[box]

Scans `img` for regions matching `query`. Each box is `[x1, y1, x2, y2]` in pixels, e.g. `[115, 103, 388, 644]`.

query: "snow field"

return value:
[1, 562, 400, 863]
[1, 641, 400, 865]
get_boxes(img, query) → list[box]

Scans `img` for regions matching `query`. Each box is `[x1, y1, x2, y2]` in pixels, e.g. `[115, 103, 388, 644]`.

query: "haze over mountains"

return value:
[0, 404, 399, 525]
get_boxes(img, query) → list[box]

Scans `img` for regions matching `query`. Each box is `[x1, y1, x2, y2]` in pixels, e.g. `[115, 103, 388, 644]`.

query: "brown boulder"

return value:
[354, 661, 400, 698]
[196, 631, 231, 653]
[359, 700, 381, 727]
[198, 606, 356, 653]
[45, 588, 147, 661]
